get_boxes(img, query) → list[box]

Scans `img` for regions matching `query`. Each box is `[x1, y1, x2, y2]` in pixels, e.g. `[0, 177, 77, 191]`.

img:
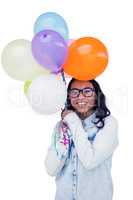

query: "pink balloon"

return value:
[67, 39, 74, 46]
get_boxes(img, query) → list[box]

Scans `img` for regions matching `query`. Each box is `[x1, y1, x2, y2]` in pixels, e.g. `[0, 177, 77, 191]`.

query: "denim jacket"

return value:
[45, 112, 118, 200]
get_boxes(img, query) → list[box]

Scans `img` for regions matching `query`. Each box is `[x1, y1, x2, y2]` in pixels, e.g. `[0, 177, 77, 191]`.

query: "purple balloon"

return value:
[32, 30, 68, 73]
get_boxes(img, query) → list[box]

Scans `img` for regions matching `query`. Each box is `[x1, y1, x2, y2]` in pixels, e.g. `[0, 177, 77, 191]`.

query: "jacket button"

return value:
[73, 170, 76, 176]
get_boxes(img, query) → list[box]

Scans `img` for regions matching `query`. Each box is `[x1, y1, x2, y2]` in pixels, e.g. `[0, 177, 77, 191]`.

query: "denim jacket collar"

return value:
[82, 111, 96, 128]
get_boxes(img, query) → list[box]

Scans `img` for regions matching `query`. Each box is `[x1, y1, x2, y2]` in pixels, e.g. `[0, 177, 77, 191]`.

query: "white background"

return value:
[0, 0, 131, 199]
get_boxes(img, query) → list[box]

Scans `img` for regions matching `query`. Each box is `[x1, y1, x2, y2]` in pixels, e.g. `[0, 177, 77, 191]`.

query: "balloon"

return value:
[34, 12, 69, 40]
[1, 39, 50, 81]
[27, 74, 67, 114]
[32, 30, 68, 73]
[67, 39, 74, 46]
[24, 80, 32, 95]
[63, 37, 109, 80]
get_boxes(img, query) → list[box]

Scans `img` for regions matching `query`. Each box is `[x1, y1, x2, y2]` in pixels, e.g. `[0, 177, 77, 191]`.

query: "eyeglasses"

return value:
[69, 87, 95, 98]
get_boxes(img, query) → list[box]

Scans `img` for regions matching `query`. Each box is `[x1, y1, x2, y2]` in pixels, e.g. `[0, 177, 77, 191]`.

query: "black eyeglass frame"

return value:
[68, 87, 95, 98]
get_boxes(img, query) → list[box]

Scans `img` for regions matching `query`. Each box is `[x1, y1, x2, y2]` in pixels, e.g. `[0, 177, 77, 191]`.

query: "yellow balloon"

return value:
[1, 39, 50, 81]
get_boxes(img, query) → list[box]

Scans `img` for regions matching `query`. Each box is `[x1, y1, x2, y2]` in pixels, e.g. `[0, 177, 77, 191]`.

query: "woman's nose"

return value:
[78, 92, 85, 99]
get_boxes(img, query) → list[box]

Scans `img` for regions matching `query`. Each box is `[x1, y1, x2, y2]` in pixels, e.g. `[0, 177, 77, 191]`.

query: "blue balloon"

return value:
[34, 12, 69, 40]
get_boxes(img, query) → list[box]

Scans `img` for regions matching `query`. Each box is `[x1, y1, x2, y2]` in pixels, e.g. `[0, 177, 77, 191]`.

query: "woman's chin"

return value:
[76, 108, 89, 114]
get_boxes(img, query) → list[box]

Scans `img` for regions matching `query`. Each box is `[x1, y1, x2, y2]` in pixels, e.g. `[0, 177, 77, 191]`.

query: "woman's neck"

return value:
[76, 110, 94, 120]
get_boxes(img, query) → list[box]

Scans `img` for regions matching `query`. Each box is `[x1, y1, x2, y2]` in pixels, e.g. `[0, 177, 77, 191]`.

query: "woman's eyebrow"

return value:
[70, 87, 94, 90]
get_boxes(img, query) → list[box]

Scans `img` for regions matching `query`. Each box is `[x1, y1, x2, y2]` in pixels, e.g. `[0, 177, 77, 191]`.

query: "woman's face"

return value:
[69, 80, 96, 115]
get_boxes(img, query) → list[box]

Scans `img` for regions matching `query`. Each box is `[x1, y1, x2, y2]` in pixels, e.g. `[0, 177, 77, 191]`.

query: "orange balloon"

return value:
[63, 37, 109, 80]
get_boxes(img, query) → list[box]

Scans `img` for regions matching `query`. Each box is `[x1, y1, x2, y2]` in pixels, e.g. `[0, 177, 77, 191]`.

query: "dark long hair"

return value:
[65, 78, 111, 129]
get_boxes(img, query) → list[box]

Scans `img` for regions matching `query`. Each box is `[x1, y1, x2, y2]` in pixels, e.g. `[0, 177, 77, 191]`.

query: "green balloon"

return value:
[24, 80, 32, 95]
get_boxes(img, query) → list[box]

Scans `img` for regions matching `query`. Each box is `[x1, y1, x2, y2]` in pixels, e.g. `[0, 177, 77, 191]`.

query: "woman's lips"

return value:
[76, 102, 88, 107]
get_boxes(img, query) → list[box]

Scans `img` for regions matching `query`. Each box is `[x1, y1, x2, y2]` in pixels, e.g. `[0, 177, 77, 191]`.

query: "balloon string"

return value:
[61, 70, 66, 85]
[60, 70, 68, 109]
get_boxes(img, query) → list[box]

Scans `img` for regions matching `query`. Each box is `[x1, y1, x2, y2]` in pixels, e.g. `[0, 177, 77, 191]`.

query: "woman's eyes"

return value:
[69, 88, 94, 98]
[84, 89, 92, 93]
[71, 90, 79, 94]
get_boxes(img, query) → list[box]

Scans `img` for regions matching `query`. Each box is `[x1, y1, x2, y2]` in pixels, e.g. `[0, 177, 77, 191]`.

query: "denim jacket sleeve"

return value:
[63, 113, 119, 170]
[44, 122, 68, 177]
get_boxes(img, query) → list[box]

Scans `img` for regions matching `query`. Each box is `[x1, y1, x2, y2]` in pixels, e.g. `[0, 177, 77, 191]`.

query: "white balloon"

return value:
[1, 39, 49, 81]
[27, 74, 67, 114]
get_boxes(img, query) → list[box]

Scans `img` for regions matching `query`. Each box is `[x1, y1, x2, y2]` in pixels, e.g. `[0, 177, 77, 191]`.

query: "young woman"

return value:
[45, 78, 118, 200]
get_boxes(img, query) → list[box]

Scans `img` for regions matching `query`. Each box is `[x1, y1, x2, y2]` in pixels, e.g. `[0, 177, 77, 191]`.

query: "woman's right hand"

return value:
[54, 122, 70, 159]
